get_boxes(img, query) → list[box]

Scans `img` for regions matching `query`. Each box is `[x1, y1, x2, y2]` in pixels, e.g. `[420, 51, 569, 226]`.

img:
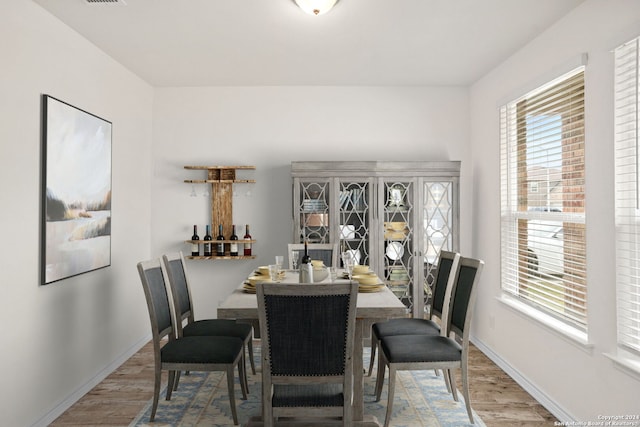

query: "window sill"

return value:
[497, 295, 593, 352]
[604, 352, 640, 381]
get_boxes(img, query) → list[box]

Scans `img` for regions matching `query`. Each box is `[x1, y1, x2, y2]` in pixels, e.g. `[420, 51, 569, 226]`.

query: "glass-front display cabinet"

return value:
[291, 161, 459, 318]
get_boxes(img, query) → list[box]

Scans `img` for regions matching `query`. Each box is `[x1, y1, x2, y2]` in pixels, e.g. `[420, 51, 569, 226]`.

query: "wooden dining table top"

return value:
[217, 269, 407, 319]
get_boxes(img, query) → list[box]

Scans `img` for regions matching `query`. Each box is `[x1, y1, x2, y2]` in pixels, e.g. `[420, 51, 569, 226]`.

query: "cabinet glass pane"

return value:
[423, 181, 454, 312]
[338, 181, 370, 266]
[383, 181, 414, 310]
[299, 182, 330, 243]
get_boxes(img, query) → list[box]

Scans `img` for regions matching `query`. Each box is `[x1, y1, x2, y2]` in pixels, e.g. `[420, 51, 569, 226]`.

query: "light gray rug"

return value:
[130, 348, 486, 427]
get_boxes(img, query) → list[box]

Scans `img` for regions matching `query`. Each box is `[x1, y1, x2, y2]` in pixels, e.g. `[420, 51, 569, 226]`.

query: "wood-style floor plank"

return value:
[51, 341, 559, 426]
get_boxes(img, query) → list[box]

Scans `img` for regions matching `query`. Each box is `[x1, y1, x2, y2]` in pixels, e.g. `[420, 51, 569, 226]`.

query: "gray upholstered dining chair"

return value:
[374, 256, 484, 427]
[287, 243, 338, 269]
[257, 281, 358, 427]
[367, 250, 461, 377]
[162, 252, 255, 381]
[137, 258, 247, 424]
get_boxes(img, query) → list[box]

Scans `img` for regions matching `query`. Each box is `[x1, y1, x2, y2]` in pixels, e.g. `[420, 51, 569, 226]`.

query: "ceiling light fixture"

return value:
[293, 0, 339, 16]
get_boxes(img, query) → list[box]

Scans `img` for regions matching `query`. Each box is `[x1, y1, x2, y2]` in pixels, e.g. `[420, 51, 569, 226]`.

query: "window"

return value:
[500, 67, 587, 332]
[614, 36, 640, 356]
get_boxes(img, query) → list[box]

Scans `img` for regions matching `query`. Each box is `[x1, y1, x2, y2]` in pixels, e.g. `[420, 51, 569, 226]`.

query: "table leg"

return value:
[354, 319, 365, 421]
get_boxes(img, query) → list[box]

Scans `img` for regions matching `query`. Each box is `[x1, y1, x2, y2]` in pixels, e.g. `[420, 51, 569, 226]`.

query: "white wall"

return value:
[0, 1, 154, 425]
[151, 86, 470, 319]
[469, 0, 640, 421]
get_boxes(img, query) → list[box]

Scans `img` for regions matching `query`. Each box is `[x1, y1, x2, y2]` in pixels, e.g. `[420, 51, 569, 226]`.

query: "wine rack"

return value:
[184, 165, 256, 260]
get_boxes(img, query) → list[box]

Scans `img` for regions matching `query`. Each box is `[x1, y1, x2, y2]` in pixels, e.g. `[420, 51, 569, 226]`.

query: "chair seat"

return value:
[161, 336, 243, 364]
[183, 319, 252, 340]
[273, 383, 343, 407]
[381, 335, 462, 364]
[373, 318, 440, 338]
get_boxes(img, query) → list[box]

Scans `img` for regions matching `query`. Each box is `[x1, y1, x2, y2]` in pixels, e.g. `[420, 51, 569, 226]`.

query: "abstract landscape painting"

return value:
[41, 95, 112, 285]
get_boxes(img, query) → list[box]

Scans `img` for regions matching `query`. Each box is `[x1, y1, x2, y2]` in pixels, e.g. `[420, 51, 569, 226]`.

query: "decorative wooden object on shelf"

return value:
[184, 165, 256, 260]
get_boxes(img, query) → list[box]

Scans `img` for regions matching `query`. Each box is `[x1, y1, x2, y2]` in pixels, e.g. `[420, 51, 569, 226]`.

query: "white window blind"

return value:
[500, 67, 588, 331]
[614, 37, 640, 355]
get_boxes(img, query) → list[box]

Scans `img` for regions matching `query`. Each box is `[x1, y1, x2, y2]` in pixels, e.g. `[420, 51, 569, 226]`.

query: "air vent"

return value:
[84, 0, 127, 4]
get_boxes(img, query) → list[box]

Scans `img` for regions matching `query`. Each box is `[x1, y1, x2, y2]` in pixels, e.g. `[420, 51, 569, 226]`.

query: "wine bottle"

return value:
[299, 240, 313, 283]
[203, 225, 212, 256]
[301, 240, 311, 265]
[216, 224, 225, 256]
[191, 225, 200, 257]
[243, 224, 252, 256]
[230, 225, 239, 256]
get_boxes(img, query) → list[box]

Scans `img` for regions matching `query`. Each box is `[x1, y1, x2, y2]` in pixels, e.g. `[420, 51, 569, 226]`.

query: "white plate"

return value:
[386, 241, 404, 260]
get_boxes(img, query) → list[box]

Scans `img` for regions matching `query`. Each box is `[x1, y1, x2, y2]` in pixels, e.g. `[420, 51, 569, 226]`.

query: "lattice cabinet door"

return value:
[379, 178, 418, 312]
[337, 178, 374, 269]
[418, 179, 459, 317]
[293, 179, 332, 243]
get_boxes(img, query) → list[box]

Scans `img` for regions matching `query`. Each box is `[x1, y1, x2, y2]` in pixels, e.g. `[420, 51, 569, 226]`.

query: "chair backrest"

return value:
[447, 257, 484, 342]
[162, 252, 194, 333]
[428, 251, 460, 322]
[137, 258, 176, 350]
[288, 243, 338, 269]
[257, 282, 358, 380]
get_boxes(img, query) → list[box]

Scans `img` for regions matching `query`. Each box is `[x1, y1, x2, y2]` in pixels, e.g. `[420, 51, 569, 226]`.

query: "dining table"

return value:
[217, 268, 407, 427]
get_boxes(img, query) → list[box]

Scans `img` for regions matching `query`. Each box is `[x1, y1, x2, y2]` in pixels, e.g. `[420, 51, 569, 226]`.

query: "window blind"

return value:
[614, 37, 640, 354]
[500, 67, 588, 331]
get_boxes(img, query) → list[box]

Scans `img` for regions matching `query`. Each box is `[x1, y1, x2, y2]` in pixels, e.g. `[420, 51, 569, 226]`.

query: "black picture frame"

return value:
[41, 95, 112, 285]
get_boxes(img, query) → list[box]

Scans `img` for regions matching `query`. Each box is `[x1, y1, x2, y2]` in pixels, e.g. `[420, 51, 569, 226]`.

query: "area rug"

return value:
[130, 348, 486, 427]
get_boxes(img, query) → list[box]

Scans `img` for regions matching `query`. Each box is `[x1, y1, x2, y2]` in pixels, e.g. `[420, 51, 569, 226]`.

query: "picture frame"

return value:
[41, 95, 112, 285]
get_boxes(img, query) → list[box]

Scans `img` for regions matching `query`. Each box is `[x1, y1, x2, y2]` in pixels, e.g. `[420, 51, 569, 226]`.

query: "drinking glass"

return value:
[328, 266, 338, 282]
[342, 252, 355, 282]
[275, 255, 284, 271]
[290, 251, 299, 270]
[268, 264, 279, 282]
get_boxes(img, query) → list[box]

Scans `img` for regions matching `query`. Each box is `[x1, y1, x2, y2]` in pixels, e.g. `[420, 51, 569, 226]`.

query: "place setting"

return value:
[341, 256, 385, 293]
[243, 258, 286, 293]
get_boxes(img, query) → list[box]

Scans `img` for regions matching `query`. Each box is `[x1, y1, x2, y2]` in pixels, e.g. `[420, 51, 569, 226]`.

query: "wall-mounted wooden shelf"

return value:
[184, 166, 256, 260]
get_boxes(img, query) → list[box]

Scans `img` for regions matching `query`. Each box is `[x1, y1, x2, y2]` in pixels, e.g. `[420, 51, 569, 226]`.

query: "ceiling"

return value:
[33, 0, 585, 87]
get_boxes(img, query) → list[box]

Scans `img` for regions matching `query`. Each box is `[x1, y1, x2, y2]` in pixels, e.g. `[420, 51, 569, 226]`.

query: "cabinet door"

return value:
[419, 179, 459, 316]
[294, 179, 332, 243]
[379, 178, 418, 312]
[336, 178, 374, 269]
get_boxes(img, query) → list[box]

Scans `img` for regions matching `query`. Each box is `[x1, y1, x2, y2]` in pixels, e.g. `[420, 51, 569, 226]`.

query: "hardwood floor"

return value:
[51, 341, 558, 426]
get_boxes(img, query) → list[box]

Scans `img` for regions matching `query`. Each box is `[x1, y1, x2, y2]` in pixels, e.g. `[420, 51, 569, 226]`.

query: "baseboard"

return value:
[470, 335, 576, 423]
[31, 333, 151, 427]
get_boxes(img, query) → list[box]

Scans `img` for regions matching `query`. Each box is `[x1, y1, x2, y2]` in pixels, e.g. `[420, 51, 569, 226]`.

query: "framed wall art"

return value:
[41, 95, 112, 285]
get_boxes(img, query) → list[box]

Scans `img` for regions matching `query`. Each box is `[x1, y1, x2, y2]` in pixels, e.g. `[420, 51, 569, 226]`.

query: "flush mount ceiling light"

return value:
[293, 0, 340, 16]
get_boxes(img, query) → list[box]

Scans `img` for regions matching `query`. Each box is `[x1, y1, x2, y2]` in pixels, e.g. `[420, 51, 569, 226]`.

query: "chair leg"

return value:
[462, 362, 474, 423]
[448, 369, 459, 402]
[384, 366, 397, 427]
[238, 354, 248, 400]
[150, 367, 161, 422]
[442, 368, 453, 394]
[367, 331, 378, 376]
[226, 366, 239, 425]
[374, 350, 386, 401]
[166, 370, 176, 400]
[247, 338, 256, 375]
[173, 370, 181, 391]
